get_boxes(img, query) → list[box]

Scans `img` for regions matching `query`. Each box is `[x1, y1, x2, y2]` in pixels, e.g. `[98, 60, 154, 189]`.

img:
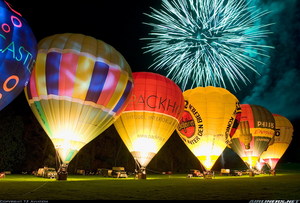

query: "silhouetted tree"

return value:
[0, 114, 25, 172]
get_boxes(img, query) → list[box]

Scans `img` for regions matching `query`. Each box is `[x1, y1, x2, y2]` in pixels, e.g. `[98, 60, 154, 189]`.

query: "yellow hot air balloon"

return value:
[114, 72, 184, 178]
[176, 86, 241, 173]
[229, 104, 275, 169]
[24, 33, 133, 180]
[260, 114, 294, 172]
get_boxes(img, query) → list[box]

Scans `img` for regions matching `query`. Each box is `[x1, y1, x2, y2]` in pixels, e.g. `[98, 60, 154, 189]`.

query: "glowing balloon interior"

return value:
[0, 0, 37, 111]
[176, 86, 241, 171]
[229, 104, 275, 169]
[25, 33, 133, 169]
[114, 72, 184, 170]
[255, 158, 266, 171]
[260, 114, 294, 170]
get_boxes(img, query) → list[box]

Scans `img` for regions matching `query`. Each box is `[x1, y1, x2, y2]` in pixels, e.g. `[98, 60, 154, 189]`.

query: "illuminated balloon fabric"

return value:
[176, 86, 241, 171]
[24, 33, 133, 165]
[114, 72, 184, 168]
[260, 114, 293, 170]
[255, 158, 265, 171]
[0, 0, 37, 111]
[229, 104, 275, 168]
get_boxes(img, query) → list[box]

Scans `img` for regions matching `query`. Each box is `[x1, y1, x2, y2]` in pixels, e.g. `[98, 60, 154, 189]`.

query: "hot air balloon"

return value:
[260, 114, 294, 174]
[176, 86, 241, 176]
[114, 72, 184, 179]
[24, 33, 133, 180]
[0, 0, 37, 111]
[229, 104, 275, 170]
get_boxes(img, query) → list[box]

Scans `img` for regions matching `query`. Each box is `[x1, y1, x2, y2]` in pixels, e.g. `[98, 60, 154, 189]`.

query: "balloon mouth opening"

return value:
[131, 151, 156, 169]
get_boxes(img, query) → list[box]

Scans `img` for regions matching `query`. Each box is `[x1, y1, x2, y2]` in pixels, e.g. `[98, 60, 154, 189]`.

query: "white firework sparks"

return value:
[142, 0, 274, 91]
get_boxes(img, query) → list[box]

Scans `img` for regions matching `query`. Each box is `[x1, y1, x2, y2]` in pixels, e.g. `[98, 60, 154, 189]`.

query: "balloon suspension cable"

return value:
[55, 149, 62, 171]
[244, 162, 251, 170]
[134, 158, 147, 179]
[134, 158, 142, 171]
[55, 149, 68, 180]
[200, 162, 206, 173]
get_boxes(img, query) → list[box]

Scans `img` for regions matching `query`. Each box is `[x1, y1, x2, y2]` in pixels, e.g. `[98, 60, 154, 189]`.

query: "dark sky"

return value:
[2, 0, 300, 164]
[7, 0, 299, 120]
[8, 0, 160, 72]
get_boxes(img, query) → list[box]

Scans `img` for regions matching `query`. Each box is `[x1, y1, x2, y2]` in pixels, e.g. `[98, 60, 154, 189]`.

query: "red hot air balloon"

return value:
[114, 72, 184, 178]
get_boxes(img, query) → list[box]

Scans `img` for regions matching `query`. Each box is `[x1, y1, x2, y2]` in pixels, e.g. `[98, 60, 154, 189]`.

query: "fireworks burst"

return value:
[142, 0, 274, 91]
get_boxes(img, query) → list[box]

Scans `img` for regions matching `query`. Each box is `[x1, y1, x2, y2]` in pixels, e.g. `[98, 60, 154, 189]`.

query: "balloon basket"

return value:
[135, 165, 147, 180]
[249, 171, 255, 177]
[270, 170, 276, 176]
[57, 164, 68, 181]
[203, 171, 214, 179]
[57, 172, 68, 181]
[137, 172, 147, 179]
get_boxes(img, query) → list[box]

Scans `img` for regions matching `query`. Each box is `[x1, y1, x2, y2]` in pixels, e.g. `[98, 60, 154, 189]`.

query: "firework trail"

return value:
[142, 0, 274, 91]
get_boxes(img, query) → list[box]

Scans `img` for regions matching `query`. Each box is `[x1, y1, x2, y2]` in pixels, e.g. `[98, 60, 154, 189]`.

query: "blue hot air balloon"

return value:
[0, 0, 37, 111]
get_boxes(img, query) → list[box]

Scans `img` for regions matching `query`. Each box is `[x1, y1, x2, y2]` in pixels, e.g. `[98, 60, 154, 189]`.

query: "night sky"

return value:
[8, 0, 299, 120]
[1, 0, 300, 168]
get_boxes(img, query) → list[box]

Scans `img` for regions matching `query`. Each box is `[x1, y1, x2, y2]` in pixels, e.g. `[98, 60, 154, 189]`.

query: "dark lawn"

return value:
[1, 171, 300, 200]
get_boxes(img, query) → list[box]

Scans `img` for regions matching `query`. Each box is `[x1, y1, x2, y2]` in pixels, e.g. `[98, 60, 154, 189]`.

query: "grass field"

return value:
[1, 168, 300, 200]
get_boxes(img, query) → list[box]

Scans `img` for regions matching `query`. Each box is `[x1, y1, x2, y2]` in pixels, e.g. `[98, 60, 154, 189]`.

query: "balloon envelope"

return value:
[260, 114, 294, 170]
[114, 72, 184, 168]
[25, 33, 133, 165]
[229, 104, 275, 169]
[0, 0, 37, 111]
[176, 86, 241, 171]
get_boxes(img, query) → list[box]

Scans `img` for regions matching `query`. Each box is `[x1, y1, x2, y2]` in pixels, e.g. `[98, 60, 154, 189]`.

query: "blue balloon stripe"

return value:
[85, 61, 109, 103]
[46, 52, 61, 95]
[113, 80, 133, 113]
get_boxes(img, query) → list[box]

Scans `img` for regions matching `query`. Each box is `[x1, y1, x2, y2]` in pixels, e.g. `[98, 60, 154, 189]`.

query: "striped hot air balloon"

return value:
[24, 33, 133, 179]
[229, 104, 275, 169]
